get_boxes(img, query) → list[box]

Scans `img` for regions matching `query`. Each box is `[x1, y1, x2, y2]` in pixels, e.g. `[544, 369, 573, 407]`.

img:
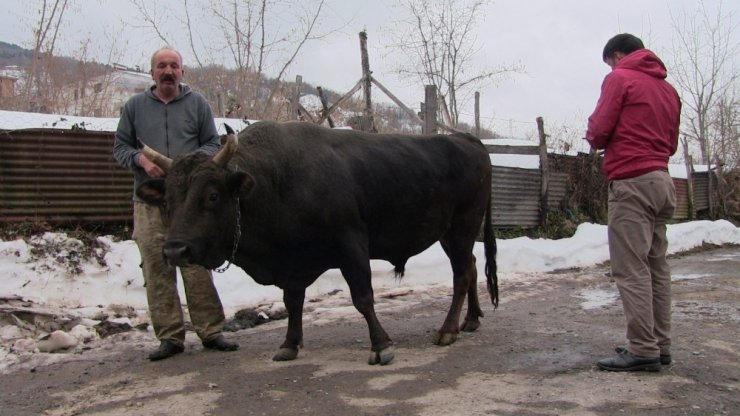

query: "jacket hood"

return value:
[615, 49, 668, 79]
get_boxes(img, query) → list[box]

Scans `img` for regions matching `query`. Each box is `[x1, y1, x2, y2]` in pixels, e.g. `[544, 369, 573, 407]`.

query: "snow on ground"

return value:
[3, 220, 736, 317]
[0, 220, 738, 373]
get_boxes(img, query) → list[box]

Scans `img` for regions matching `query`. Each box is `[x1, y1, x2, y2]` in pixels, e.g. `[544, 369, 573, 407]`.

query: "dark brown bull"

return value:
[137, 121, 498, 365]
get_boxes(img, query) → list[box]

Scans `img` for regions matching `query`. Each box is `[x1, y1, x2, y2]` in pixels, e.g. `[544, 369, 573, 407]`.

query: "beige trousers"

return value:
[133, 201, 225, 346]
[607, 170, 676, 358]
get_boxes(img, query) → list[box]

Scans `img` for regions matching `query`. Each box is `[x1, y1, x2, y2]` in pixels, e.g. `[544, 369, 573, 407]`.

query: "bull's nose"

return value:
[162, 240, 191, 266]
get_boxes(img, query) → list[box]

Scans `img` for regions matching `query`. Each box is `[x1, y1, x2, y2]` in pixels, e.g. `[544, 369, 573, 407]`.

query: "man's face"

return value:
[151, 49, 184, 96]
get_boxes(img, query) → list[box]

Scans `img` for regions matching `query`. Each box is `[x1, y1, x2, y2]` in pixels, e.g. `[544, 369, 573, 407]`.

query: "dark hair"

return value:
[602, 33, 645, 62]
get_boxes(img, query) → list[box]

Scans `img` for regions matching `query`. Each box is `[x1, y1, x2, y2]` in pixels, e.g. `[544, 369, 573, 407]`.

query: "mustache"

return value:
[160, 74, 176, 83]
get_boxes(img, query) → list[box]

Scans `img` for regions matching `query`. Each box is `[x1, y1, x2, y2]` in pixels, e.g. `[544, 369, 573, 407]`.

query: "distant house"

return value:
[0, 65, 25, 101]
[60, 65, 152, 117]
[0, 74, 17, 98]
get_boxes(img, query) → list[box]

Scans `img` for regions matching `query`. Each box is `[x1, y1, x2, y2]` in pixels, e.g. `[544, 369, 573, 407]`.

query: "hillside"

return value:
[0, 41, 34, 66]
[0, 41, 496, 137]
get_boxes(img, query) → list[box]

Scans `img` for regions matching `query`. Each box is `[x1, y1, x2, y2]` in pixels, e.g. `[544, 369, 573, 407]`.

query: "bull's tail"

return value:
[483, 195, 499, 308]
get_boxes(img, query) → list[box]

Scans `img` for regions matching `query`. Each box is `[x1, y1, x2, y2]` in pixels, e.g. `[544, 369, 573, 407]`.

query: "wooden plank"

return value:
[537, 116, 549, 226]
[485, 144, 540, 155]
[370, 76, 424, 126]
[318, 80, 363, 124]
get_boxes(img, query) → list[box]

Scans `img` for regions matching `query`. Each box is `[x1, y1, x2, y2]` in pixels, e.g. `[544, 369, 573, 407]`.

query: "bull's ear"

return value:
[227, 171, 255, 195]
[136, 179, 167, 205]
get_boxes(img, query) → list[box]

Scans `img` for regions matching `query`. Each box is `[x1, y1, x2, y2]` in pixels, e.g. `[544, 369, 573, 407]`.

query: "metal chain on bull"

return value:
[214, 196, 241, 273]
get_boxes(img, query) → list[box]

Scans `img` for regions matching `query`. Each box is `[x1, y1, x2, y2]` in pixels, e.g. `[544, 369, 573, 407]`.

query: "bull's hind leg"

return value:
[273, 288, 305, 361]
[437, 241, 480, 346]
[461, 257, 484, 332]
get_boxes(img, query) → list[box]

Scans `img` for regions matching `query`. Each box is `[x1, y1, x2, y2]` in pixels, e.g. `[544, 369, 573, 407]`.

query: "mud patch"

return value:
[404, 371, 696, 415]
[46, 372, 221, 416]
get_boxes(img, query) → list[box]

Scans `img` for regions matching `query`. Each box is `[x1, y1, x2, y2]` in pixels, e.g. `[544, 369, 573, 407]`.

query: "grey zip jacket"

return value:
[113, 84, 221, 201]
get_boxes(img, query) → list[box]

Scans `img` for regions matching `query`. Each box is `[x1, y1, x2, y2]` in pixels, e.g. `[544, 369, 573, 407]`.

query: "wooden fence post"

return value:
[217, 92, 224, 117]
[359, 31, 377, 132]
[682, 136, 695, 220]
[537, 116, 549, 226]
[293, 75, 303, 120]
[424, 85, 437, 134]
[316, 86, 335, 128]
[474, 91, 480, 138]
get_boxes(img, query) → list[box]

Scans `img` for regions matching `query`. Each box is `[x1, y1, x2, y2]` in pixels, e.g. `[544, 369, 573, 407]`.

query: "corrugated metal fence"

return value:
[672, 172, 713, 220]
[0, 129, 133, 224]
[0, 128, 716, 228]
[490, 166, 568, 228]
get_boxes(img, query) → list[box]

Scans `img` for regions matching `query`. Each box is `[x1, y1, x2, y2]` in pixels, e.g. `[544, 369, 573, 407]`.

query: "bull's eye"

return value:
[208, 192, 219, 203]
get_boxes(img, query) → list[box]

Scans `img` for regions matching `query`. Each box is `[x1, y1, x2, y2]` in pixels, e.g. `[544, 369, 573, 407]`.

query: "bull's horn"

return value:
[213, 124, 238, 167]
[141, 144, 173, 172]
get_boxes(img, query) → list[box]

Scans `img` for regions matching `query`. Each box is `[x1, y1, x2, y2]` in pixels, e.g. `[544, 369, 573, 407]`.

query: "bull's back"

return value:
[234, 121, 490, 261]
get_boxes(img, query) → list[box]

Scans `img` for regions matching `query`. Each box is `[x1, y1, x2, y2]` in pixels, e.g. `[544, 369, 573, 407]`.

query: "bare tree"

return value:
[670, 0, 739, 166]
[390, 0, 522, 127]
[710, 90, 740, 219]
[23, 0, 71, 112]
[712, 92, 739, 170]
[6, 1, 129, 116]
[128, 0, 332, 121]
[127, 0, 174, 46]
[208, 0, 266, 119]
[670, 0, 739, 219]
[208, 0, 329, 119]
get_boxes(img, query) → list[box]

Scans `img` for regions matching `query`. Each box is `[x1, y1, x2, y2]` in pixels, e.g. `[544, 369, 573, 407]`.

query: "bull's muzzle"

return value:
[162, 240, 192, 266]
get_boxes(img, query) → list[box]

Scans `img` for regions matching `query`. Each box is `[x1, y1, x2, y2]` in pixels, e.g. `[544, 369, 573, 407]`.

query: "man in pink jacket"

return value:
[586, 33, 681, 372]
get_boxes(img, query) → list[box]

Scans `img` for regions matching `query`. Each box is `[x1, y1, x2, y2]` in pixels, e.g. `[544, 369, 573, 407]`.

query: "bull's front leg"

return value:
[273, 288, 305, 361]
[342, 262, 394, 366]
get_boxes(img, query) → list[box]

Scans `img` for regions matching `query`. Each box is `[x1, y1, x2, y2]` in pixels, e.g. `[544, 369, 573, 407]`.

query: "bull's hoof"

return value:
[435, 332, 458, 346]
[368, 346, 394, 366]
[272, 347, 299, 361]
[460, 319, 480, 332]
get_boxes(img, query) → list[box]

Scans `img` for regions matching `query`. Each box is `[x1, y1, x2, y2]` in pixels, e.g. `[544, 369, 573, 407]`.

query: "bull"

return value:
[136, 120, 498, 365]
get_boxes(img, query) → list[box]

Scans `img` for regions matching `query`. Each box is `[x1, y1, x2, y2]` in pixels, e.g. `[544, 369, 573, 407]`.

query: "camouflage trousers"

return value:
[133, 201, 225, 346]
[607, 170, 676, 359]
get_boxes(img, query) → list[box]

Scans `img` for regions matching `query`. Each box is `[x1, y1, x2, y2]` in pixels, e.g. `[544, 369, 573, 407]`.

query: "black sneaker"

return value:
[615, 347, 671, 365]
[148, 340, 185, 361]
[598, 349, 660, 372]
[202, 335, 239, 351]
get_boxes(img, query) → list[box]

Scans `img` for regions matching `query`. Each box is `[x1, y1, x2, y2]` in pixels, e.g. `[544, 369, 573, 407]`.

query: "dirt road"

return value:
[1, 246, 738, 415]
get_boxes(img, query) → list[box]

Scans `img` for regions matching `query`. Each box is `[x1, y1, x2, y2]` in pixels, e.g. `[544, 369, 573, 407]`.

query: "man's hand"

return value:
[137, 154, 165, 178]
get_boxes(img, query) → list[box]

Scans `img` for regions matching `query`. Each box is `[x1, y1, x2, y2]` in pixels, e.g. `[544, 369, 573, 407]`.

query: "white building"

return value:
[60, 66, 152, 117]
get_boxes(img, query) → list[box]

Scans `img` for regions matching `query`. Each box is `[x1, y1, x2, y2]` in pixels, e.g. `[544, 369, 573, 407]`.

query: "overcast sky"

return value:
[1, 0, 737, 139]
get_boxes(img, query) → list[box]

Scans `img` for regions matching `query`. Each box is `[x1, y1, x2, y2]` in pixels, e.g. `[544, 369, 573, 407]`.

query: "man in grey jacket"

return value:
[114, 46, 238, 360]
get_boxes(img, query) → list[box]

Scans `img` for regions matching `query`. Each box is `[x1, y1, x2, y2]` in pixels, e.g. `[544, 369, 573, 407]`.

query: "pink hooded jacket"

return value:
[586, 49, 681, 181]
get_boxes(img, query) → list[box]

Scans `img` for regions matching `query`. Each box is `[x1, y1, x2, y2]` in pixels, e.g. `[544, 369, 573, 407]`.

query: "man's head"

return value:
[602, 33, 644, 69]
[150, 47, 184, 99]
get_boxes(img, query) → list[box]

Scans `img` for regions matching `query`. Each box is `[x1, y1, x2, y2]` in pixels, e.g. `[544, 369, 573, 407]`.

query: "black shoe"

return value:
[615, 347, 671, 365]
[148, 340, 184, 361]
[598, 349, 660, 372]
[202, 335, 239, 351]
